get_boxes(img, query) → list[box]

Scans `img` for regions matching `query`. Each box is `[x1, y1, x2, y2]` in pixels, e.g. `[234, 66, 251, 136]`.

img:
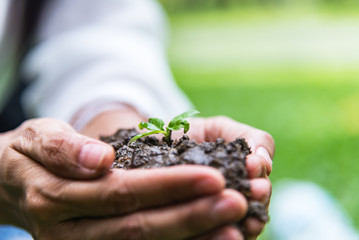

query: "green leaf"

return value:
[168, 110, 199, 129]
[129, 130, 165, 144]
[139, 118, 165, 131]
[182, 121, 190, 133]
[149, 118, 165, 130]
[167, 119, 190, 133]
[129, 110, 199, 145]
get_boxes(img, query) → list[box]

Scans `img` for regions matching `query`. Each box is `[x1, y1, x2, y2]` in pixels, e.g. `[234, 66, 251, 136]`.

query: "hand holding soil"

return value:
[101, 113, 274, 239]
[0, 117, 246, 240]
[0, 118, 119, 239]
[0, 110, 273, 240]
[187, 117, 274, 238]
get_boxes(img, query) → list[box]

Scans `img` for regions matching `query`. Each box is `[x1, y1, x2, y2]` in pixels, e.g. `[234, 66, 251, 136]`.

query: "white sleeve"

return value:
[21, 0, 193, 125]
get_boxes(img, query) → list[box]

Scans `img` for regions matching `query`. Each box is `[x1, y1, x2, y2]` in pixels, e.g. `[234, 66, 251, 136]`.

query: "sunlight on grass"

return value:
[169, 15, 359, 70]
[168, 5, 359, 25]
[171, 66, 359, 87]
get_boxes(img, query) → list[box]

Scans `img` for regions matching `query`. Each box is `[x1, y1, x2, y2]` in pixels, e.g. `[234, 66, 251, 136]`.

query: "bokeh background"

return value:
[159, 0, 359, 238]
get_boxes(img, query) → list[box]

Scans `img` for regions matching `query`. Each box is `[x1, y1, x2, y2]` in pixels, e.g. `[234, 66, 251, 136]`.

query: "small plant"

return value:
[129, 110, 199, 146]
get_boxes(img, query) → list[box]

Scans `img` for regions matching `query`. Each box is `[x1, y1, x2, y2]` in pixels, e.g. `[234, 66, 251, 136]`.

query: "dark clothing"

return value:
[0, 0, 45, 132]
[0, 81, 27, 132]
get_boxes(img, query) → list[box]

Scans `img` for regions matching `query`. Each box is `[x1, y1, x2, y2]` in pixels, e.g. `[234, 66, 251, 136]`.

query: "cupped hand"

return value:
[0, 118, 115, 227]
[81, 110, 274, 239]
[0, 118, 115, 180]
[187, 116, 274, 175]
[1, 145, 246, 239]
[186, 116, 275, 239]
[0, 115, 249, 239]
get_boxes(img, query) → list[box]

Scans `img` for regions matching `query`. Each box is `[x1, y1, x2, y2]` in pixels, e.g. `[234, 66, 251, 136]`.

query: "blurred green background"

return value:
[160, 0, 359, 239]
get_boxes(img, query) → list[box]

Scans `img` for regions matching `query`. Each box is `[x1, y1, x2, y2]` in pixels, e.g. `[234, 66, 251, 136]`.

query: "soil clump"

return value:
[101, 129, 269, 234]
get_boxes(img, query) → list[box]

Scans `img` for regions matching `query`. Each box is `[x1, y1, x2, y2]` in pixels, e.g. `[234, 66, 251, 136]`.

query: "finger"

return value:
[250, 178, 271, 202]
[24, 165, 226, 219]
[244, 129, 274, 177]
[243, 217, 266, 239]
[246, 155, 267, 178]
[253, 145, 273, 176]
[62, 166, 225, 218]
[246, 131, 275, 159]
[194, 226, 244, 240]
[240, 128, 274, 177]
[242, 179, 271, 238]
[54, 189, 247, 240]
[10, 118, 114, 179]
[189, 117, 275, 175]
[216, 117, 274, 173]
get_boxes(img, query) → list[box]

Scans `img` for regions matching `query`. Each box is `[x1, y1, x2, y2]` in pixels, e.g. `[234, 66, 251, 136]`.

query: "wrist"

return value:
[79, 106, 146, 139]
[70, 101, 137, 131]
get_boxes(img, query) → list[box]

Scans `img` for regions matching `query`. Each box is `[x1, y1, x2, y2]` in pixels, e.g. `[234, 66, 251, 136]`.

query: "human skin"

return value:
[82, 109, 274, 240]
[0, 108, 273, 240]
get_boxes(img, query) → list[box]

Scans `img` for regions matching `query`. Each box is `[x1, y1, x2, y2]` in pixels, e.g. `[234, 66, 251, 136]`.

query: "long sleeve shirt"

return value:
[0, 0, 192, 130]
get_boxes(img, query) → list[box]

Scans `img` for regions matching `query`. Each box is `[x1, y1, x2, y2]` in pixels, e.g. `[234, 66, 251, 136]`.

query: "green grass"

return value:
[167, 6, 359, 239]
[173, 67, 359, 184]
[173, 66, 359, 239]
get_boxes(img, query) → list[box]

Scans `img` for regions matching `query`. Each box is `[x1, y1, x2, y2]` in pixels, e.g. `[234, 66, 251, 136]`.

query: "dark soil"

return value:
[101, 129, 269, 234]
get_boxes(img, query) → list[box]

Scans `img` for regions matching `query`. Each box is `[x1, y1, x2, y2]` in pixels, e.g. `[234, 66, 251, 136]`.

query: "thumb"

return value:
[11, 118, 114, 179]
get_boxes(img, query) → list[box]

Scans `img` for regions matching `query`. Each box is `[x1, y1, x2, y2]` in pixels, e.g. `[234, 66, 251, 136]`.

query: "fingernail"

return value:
[79, 144, 106, 170]
[255, 163, 267, 178]
[256, 147, 272, 168]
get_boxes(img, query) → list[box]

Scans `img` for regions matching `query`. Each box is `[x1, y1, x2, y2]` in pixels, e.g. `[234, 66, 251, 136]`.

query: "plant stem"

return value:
[163, 130, 173, 146]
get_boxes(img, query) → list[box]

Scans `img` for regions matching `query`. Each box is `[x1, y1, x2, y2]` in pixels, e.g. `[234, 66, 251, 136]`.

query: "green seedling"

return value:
[129, 110, 199, 146]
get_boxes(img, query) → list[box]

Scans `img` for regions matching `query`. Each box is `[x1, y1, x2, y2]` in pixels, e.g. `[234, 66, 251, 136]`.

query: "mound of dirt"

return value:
[101, 129, 269, 233]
